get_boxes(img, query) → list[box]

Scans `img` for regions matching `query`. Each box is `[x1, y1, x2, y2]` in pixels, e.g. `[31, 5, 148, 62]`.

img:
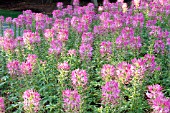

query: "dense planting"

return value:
[0, 0, 170, 113]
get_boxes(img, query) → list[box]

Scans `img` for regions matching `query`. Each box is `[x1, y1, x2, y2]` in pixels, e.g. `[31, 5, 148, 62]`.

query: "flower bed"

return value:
[0, 0, 170, 112]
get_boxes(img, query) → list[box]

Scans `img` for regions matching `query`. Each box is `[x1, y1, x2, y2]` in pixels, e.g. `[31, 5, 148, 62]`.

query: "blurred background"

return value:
[0, 0, 131, 17]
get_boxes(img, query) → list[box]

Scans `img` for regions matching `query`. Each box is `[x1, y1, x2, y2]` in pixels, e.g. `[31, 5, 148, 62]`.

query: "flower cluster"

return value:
[81, 32, 94, 45]
[44, 29, 55, 41]
[101, 64, 115, 82]
[57, 29, 69, 43]
[0, 36, 17, 52]
[62, 89, 81, 112]
[67, 49, 77, 57]
[57, 61, 70, 71]
[79, 44, 93, 61]
[23, 89, 41, 113]
[7, 54, 38, 76]
[57, 2, 63, 9]
[71, 69, 88, 89]
[4, 28, 14, 38]
[100, 41, 112, 58]
[101, 80, 120, 106]
[7, 60, 20, 76]
[116, 27, 142, 50]
[48, 40, 63, 56]
[23, 30, 41, 45]
[116, 61, 135, 84]
[146, 84, 170, 113]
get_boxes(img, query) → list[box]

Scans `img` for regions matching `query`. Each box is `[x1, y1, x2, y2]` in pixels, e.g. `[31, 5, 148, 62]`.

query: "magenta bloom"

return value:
[52, 10, 64, 18]
[0, 37, 17, 52]
[57, 61, 70, 71]
[23, 89, 41, 113]
[4, 28, 14, 38]
[57, 29, 69, 43]
[132, 13, 144, 28]
[62, 89, 81, 112]
[81, 32, 94, 45]
[146, 84, 170, 113]
[131, 58, 147, 79]
[129, 36, 142, 50]
[167, 38, 170, 45]
[152, 97, 170, 113]
[44, 29, 55, 41]
[100, 41, 112, 57]
[0, 16, 4, 24]
[93, 25, 106, 35]
[7, 60, 20, 76]
[23, 31, 40, 45]
[35, 13, 45, 22]
[154, 40, 165, 54]
[71, 69, 88, 88]
[144, 54, 160, 73]
[81, 14, 93, 25]
[102, 80, 120, 106]
[26, 54, 38, 66]
[0, 97, 5, 113]
[71, 16, 80, 29]
[79, 44, 93, 61]
[76, 22, 89, 33]
[99, 12, 110, 22]
[116, 27, 135, 49]
[48, 40, 62, 55]
[67, 49, 77, 57]
[20, 62, 33, 75]
[116, 61, 135, 84]
[57, 2, 63, 9]
[6, 17, 12, 24]
[101, 64, 115, 82]
[73, 0, 80, 6]
[36, 21, 45, 31]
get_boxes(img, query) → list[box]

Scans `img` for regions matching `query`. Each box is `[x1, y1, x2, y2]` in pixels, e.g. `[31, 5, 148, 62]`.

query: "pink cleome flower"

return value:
[101, 80, 120, 106]
[101, 64, 115, 82]
[62, 89, 81, 112]
[71, 69, 88, 88]
[23, 89, 41, 113]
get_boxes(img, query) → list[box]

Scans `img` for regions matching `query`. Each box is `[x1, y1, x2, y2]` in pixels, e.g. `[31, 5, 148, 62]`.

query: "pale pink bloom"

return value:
[101, 64, 115, 82]
[23, 89, 41, 112]
[7, 60, 20, 76]
[63, 89, 81, 112]
[67, 49, 77, 56]
[71, 69, 88, 88]
[4, 28, 14, 38]
[102, 80, 120, 106]
[57, 2, 63, 9]
[57, 61, 70, 71]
